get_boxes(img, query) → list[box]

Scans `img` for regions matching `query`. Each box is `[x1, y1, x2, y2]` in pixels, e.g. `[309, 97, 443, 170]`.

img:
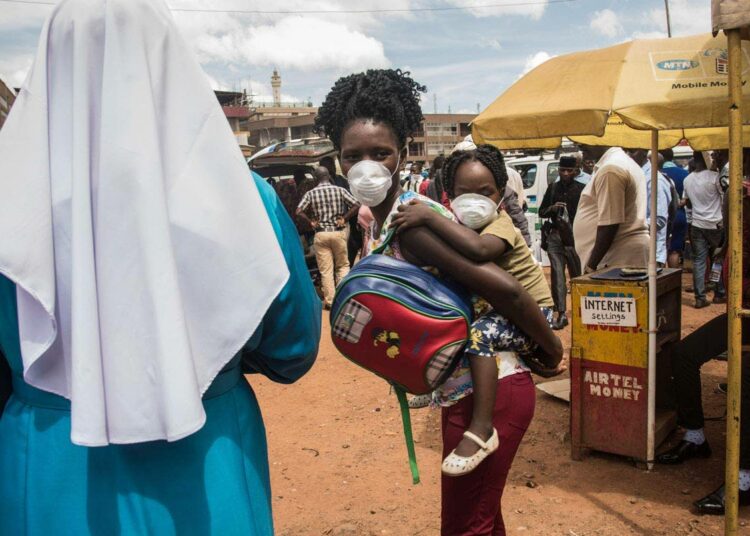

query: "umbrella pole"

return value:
[647, 130, 658, 471]
[724, 27, 744, 536]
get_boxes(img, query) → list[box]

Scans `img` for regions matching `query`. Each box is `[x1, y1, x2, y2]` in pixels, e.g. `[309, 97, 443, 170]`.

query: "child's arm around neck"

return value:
[397, 225, 562, 365]
[391, 201, 507, 263]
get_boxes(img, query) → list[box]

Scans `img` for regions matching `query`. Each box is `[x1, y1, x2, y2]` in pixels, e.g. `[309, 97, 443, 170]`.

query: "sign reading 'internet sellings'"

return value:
[580, 295, 637, 327]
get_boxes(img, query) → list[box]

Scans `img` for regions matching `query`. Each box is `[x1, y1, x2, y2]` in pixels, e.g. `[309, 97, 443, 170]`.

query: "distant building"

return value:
[215, 73, 475, 160]
[215, 89, 253, 155]
[242, 70, 317, 148]
[214, 71, 318, 152]
[0, 78, 17, 130]
[407, 113, 475, 165]
[243, 102, 318, 148]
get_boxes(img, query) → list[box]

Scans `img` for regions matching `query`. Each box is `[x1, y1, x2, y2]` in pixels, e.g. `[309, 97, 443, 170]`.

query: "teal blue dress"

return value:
[0, 174, 321, 535]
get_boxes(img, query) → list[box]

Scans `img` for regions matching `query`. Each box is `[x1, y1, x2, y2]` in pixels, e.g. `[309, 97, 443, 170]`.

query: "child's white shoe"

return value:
[408, 394, 432, 409]
[441, 428, 499, 476]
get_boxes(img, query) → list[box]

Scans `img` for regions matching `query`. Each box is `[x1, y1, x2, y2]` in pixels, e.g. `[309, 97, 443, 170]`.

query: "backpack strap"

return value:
[394, 384, 421, 484]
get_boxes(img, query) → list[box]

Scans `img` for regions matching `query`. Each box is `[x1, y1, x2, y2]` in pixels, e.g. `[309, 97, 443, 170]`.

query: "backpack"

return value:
[331, 253, 473, 482]
[331, 254, 472, 395]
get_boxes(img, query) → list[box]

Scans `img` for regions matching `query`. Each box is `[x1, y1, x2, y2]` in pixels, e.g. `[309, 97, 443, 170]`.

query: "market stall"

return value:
[472, 30, 750, 506]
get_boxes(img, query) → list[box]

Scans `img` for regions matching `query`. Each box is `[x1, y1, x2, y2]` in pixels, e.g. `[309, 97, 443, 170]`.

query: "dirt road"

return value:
[252, 273, 749, 535]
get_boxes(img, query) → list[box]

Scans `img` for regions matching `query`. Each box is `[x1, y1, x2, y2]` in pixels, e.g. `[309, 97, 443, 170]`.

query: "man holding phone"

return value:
[539, 155, 585, 329]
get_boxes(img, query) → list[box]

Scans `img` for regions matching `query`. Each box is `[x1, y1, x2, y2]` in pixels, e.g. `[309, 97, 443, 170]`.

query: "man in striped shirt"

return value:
[297, 166, 360, 308]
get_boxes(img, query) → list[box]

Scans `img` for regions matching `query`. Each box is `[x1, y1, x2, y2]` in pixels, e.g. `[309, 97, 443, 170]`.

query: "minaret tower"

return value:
[271, 69, 281, 106]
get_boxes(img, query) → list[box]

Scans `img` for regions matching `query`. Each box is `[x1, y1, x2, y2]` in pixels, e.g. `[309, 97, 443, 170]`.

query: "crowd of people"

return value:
[0, 1, 748, 535]
[286, 138, 736, 332]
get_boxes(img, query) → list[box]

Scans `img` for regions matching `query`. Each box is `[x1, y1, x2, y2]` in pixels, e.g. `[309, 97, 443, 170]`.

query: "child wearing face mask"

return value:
[391, 144, 555, 476]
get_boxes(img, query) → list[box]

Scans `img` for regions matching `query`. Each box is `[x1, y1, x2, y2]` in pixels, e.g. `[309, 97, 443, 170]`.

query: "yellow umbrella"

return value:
[480, 116, 686, 150]
[472, 32, 750, 150]
[483, 116, 750, 151]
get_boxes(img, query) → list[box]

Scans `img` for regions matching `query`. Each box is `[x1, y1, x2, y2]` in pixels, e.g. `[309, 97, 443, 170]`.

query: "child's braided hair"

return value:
[442, 144, 509, 199]
[314, 69, 426, 149]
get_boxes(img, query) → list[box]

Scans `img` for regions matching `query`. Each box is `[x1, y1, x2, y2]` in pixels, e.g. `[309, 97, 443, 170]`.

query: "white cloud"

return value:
[171, 0, 414, 33]
[0, 54, 33, 88]
[169, 0, 405, 73]
[204, 73, 230, 91]
[442, 0, 548, 20]
[0, 0, 50, 86]
[479, 38, 503, 51]
[192, 15, 389, 72]
[645, 0, 710, 37]
[590, 9, 624, 38]
[0, 0, 395, 86]
[585, 1, 708, 43]
[518, 51, 554, 79]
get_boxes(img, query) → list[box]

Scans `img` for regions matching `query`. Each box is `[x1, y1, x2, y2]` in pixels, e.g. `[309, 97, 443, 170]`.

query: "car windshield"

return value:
[547, 163, 559, 185]
[513, 163, 538, 189]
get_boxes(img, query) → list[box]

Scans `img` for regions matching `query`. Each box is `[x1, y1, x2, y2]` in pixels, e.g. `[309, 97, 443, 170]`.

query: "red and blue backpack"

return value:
[331, 253, 473, 482]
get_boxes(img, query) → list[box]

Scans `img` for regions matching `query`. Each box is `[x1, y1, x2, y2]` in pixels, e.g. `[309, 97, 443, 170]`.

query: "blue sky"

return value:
[0, 0, 712, 114]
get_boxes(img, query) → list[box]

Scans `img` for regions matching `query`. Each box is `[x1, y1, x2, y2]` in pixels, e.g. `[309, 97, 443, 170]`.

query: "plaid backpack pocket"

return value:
[332, 299, 372, 344]
[424, 342, 465, 385]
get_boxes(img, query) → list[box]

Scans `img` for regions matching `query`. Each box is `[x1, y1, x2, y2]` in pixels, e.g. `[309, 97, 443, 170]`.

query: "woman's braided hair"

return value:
[442, 144, 509, 199]
[314, 69, 426, 149]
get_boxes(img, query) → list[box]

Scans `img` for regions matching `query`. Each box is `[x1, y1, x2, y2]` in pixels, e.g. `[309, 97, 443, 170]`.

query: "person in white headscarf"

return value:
[0, 0, 320, 533]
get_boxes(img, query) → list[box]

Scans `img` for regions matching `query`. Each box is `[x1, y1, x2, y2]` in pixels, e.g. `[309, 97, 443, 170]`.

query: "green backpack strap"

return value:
[394, 384, 420, 484]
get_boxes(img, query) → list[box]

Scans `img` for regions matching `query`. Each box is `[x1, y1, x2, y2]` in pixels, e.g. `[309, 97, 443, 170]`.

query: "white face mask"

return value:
[346, 155, 401, 207]
[450, 193, 499, 230]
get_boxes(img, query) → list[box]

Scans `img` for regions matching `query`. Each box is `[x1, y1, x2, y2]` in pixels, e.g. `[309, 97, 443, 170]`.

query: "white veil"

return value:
[0, 0, 289, 446]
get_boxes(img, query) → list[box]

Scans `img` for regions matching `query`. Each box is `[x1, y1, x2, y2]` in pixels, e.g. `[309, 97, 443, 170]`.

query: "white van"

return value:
[506, 153, 561, 263]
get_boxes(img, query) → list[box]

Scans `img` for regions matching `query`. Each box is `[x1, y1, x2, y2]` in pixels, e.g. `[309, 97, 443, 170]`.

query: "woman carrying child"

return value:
[315, 68, 562, 535]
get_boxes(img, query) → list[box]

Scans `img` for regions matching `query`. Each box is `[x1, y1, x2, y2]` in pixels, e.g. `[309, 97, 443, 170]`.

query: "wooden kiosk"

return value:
[570, 268, 682, 463]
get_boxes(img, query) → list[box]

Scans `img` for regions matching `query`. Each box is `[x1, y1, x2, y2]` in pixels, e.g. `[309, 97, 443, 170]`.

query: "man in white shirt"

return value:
[682, 151, 725, 308]
[573, 145, 650, 272]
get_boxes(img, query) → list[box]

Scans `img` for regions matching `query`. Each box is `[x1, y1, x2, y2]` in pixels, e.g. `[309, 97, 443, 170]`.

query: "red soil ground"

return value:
[252, 272, 749, 535]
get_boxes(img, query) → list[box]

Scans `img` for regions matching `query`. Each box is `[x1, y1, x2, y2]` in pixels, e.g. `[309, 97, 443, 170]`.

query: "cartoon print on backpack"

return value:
[373, 328, 401, 359]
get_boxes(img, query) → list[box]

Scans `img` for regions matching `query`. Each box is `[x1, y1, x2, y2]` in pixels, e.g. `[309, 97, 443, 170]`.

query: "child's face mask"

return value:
[450, 193, 499, 230]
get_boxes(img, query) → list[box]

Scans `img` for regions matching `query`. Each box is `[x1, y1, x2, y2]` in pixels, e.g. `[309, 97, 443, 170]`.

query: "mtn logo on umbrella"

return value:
[656, 59, 700, 71]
